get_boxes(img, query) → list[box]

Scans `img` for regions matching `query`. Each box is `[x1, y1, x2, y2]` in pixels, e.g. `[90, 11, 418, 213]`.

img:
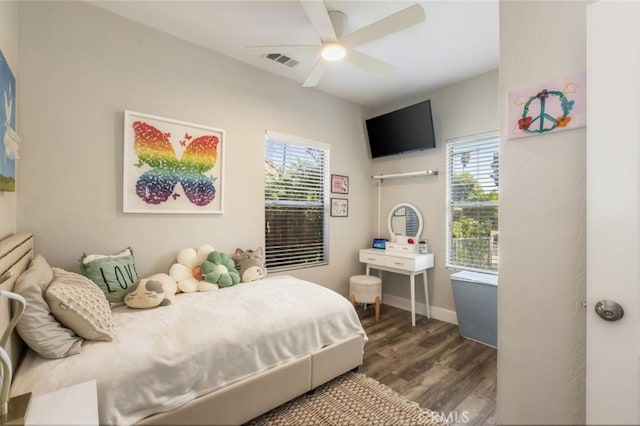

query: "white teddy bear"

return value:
[168, 245, 218, 293]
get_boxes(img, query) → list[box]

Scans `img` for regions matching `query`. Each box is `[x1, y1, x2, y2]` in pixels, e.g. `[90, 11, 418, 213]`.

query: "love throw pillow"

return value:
[80, 247, 138, 305]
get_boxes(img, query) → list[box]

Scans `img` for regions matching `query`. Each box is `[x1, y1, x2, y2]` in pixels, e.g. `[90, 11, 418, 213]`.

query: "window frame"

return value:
[264, 130, 330, 272]
[445, 131, 500, 274]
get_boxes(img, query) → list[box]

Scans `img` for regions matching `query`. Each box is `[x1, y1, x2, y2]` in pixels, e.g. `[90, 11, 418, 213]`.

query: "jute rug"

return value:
[246, 371, 449, 425]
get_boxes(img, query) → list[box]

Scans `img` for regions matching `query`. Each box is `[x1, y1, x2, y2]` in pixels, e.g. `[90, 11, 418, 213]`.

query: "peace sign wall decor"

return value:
[508, 72, 586, 139]
[123, 111, 225, 214]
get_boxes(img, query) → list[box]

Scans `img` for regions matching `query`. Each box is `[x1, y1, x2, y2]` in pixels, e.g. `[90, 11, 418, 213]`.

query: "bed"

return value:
[0, 233, 367, 425]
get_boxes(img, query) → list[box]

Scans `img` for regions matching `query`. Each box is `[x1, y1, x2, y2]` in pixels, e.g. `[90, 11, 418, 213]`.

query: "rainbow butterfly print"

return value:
[123, 111, 224, 214]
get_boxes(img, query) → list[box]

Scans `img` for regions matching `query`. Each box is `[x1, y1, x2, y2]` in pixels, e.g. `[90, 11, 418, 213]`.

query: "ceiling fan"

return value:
[246, 1, 425, 87]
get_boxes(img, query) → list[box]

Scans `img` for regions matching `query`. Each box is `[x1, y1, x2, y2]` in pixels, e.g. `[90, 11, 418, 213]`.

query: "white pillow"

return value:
[13, 256, 83, 358]
[45, 268, 115, 341]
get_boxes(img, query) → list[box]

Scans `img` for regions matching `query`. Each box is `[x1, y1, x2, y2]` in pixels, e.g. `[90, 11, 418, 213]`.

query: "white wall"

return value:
[16, 1, 373, 295]
[15, 1, 592, 420]
[497, 1, 587, 424]
[0, 0, 17, 239]
[365, 70, 498, 317]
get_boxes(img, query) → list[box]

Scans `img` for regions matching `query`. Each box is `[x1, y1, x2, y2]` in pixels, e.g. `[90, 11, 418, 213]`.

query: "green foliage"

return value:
[265, 158, 323, 202]
[265, 153, 326, 269]
[452, 217, 491, 238]
[450, 172, 498, 272]
[450, 237, 495, 272]
[452, 172, 498, 202]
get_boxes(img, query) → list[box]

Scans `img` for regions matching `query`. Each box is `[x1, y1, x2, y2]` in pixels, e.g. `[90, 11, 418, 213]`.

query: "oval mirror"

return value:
[388, 203, 423, 240]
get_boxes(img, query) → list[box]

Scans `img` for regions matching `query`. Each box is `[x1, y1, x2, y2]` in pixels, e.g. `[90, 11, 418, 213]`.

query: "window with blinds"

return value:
[446, 132, 499, 273]
[264, 131, 329, 271]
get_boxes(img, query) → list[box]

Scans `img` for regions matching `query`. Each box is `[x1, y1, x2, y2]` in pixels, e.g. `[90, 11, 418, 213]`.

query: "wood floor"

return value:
[357, 304, 497, 426]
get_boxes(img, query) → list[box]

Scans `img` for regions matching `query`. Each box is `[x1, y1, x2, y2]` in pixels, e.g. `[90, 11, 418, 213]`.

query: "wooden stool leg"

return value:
[374, 296, 381, 322]
[349, 294, 356, 307]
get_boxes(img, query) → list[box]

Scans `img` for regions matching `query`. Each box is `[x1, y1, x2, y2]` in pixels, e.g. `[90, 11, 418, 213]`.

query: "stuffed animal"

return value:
[124, 278, 171, 309]
[235, 247, 267, 282]
[201, 251, 241, 288]
[147, 273, 178, 301]
[169, 245, 217, 292]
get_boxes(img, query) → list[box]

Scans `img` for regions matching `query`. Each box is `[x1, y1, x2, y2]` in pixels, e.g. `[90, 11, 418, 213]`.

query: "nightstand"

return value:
[359, 248, 435, 326]
[25, 380, 98, 425]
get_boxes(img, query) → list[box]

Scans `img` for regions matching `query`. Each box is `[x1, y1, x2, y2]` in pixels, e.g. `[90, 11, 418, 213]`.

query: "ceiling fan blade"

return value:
[246, 45, 319, 56]
[303, 60, 327, 87]
[300, 0, 338, 42]
[340, 3, 425, 48]
[345, 49, 394, 76]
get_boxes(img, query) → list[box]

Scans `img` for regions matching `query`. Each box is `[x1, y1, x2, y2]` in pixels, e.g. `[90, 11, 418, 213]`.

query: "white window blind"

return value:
[264, 131, 329, 271]
[446, 132, 499, 273]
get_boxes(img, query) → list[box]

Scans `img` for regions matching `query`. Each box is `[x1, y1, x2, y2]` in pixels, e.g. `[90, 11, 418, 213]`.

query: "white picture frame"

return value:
[123, 110, 225, 214]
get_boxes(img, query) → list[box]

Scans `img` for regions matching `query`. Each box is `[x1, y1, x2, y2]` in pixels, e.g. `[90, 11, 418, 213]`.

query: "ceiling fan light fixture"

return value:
[321, 43, 346, 61]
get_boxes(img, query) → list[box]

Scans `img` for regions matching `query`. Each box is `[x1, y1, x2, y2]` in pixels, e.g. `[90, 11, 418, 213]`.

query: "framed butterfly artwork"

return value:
[123, 111, 225, 214]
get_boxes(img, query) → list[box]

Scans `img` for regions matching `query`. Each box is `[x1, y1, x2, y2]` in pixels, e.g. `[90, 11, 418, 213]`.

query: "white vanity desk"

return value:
[359, 248, 434, 326]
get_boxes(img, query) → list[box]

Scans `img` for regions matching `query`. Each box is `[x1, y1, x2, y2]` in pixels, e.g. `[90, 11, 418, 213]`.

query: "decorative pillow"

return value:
[13, 255, 83, 358]
[124, 278, 171, 309]
[234, 247, 267, 283]
[146, 273, 178, 301]
[168, 245, 216, 293]
[80, 247, 138, 305]
[45, 268, 115, 341]
[201, 251, 241, 288]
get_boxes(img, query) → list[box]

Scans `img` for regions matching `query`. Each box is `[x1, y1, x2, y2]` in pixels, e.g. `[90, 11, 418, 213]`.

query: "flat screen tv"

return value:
[365, 100, 436, 159]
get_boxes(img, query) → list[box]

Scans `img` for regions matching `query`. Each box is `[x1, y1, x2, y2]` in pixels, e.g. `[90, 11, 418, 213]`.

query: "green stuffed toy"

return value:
[201, 251, 241, 288]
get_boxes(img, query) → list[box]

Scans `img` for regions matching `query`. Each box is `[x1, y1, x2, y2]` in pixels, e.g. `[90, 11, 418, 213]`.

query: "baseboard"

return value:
[381, 293, 458, 325]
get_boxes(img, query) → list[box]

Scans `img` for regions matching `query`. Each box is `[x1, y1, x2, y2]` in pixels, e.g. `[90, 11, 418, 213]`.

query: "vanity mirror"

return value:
[388, 203, 423, 240]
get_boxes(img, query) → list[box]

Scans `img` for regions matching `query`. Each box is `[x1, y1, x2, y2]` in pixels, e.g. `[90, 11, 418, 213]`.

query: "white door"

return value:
[586, 1, 640, 424]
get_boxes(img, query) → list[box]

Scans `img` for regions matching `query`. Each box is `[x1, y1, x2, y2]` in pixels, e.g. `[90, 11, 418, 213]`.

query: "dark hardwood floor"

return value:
[357, 304, 497, 426]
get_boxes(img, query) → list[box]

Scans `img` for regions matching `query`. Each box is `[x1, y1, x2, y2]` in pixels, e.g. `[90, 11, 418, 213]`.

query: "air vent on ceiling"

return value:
[264, 53, 299, 68]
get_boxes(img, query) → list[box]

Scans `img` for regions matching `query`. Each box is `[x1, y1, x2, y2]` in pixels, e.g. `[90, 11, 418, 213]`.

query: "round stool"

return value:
[349, 275, 382, 321]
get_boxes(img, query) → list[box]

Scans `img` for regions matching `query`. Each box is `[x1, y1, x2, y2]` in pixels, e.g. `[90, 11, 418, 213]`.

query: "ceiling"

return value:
[91, 1, 499, 108]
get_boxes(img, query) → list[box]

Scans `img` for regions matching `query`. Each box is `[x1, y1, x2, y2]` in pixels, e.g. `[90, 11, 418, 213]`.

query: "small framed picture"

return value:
[331, 174, 349, 194]
[331, 198, 348, 217]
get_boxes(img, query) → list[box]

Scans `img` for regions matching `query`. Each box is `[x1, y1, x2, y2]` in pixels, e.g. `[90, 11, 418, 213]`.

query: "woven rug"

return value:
[246, 371, 448, 426]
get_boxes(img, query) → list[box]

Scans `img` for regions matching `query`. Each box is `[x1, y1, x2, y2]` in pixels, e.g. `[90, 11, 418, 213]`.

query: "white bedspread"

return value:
[10, 275, 367, 425]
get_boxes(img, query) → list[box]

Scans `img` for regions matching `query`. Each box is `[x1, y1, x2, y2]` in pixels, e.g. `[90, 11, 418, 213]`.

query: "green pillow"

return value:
[80, 248, 138, 304]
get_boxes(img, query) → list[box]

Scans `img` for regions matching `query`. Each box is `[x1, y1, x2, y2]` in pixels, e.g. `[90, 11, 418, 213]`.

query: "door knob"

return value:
[594, 300, 624, 321]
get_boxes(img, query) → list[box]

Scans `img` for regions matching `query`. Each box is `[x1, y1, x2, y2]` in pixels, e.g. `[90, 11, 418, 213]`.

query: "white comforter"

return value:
[10, 275, 367, 425]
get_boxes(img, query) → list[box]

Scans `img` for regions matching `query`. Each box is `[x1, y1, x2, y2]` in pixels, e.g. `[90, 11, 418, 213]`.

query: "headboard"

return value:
[0, 233, 34, 369]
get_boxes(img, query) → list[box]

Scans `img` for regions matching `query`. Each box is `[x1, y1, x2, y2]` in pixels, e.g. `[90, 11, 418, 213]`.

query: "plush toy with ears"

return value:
[234, 247, 267, 283]
[124, 278, 171, 309]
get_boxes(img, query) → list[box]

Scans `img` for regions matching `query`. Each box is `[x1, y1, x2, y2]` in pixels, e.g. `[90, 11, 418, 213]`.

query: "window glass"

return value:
[264, 131, 329, 271]
[446, 133, 499, 273]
